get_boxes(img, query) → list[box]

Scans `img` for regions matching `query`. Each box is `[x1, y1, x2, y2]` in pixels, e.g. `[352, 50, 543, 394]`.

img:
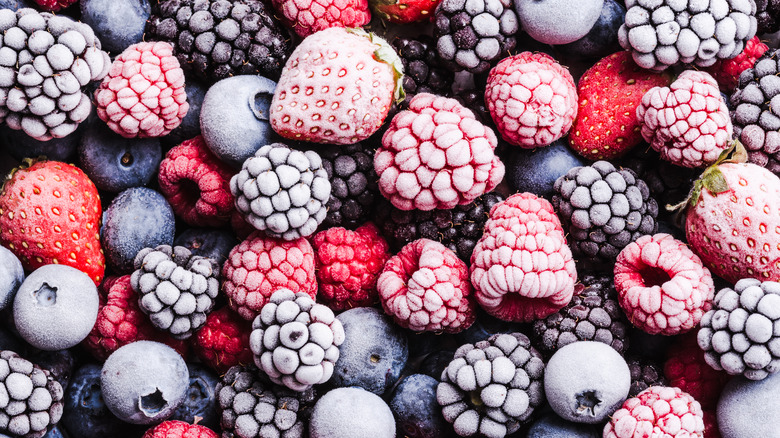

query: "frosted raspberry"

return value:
[707, 36, 769, 92]
[192, 307, 253, 374]
[142, 420, 218, 438]
[32, 0, 77, 11]
[374, 93, 505, 211]
[603, 386, 705, 438]
[271, 0, 371, 37]
[158, 136, 236, 227]
[614, 233, 715, 336]
[485, 52, 578, 148]
[470, 192, 577, 323]
[378, 239, 476, 333]
[95, 41, 189, 138]
[222, 231, 317, 320]
[637, 70, 733, 168]
[313, 223, 391, 311]
[664, 333, 730, 411]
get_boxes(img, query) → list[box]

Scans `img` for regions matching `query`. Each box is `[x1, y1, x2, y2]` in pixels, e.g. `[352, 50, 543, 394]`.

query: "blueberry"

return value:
[101, 187, 176, 274]
[526, 413, 601, 437]
[78, 121, 162, 193]
[332, 307, 409, 395]
[200, 75, 277, 168]
[80, 0, 151, 54]
[41, 425, 67, 438]
[390, 374, 451, 438]
[174, 227, 237, 266]
[505, 139, 586, 200]
[168, 363, 219, 430]
[418, 350, 455, 379]
[165, 79, 208, 146]
[0, 246, 23, 311]
[310, 387, 395, 438]
[556, 0, 626, 59]
[718, 370, 780, 437]
[515, 0, 605, 45]
[0, 125, 80, 162]
[0, 0, 35, 11]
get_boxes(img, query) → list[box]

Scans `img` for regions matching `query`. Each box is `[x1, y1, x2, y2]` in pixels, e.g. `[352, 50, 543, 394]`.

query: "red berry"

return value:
[192, 307, 253, 374]
[142, 420, 218, 438]
[707, 36, 769, 92]
[32, 0, 77, 11]
[604, 386, 705, 438]
[271, 0, 371, 37]
[664, 333, 730, 411]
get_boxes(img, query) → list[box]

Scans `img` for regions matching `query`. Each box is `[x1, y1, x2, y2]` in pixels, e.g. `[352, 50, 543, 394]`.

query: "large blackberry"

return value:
[392, 35, 454, 104]
[756, 0, 780, 34]
[626, 356, 668, 397]
[533, 274, 630, 357]
[147, 0, 292, 82]
[375, 192, 504, 263]
[319, 143, 379, 230]
[552, 160, 658, 268]
[0, 351, 64, 438]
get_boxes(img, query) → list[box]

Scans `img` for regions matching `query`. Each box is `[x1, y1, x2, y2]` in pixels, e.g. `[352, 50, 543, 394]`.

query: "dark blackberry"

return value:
[532, 274, 630, 357]
[392, 35, 454, 104]
[756, 0, 780, 34]
[319, 143, 379, 230]
[147, 0, 292, 83]
[626, 356, 668, 397]
[453, 85, 492, 127]
[375, 192, 504, 263]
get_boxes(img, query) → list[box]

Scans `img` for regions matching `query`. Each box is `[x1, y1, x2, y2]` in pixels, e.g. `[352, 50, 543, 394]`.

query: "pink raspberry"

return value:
[158, 136, 236, 227]
[32, 0, 77, 11]
[614, 233, 714, 336]
[603, 386, 705, 438]
[470, 192, 577, 323]
[485, 52, 578, 148]
[637, 70, 733, 168]
[374, 93, 505, 211]
[95, 41, 189, 138]
[313, 223, 391, 311]
[664, 333, 730, 412]
[378, 238, 476, 333]
[271, 0, 371, 37]
[222, 231, 317, 320]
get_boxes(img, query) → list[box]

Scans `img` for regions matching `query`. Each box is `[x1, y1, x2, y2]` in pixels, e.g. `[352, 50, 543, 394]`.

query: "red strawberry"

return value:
[0, 160, 105, 285]
[368, 0, 440, 23]
[569, 51, 671, 161]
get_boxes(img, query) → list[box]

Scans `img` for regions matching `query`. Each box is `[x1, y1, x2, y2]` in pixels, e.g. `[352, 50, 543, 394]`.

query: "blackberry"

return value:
[147, 0, 292, 83]
[319, 143, 379, 230]
[216, 364, 315, 438]
[756, 0, 780, 34]
[532, 274, 630, 357]
[626, 356, 668, 397]
[453, 87, 493, 127]
[130, 244, 220, 339]
[552, 160, 658, 268]
[375, 192, 504, 263]
[0, 351, 64, 438]
[392, 35, 454, 104]
[433, 0, 519, 74]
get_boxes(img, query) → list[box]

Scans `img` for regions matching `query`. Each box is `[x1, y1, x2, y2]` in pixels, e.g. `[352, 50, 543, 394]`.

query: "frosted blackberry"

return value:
[0, 351, 64, 438]
[436, 333, 544, 438]
[375, 192, 504, 263]
[319, 143, 379, 230]
[393, 35, 454, 104]
[249, 289, 345, 392]
[698, 278, 780, 380]
[618, 0, 757, 71]
[532, 275, 630, 357]
[552, 160, 658, 268]
[626, 356, 668, 397]
[130, 245, 220, 339]
[147, 0, 292, 82]
[230, 143, 331, 240]
[756, 0, 780, 34]
[216, 364, 314, 438]
[0, 8, 111, 141]
[433, 0, 519, 74]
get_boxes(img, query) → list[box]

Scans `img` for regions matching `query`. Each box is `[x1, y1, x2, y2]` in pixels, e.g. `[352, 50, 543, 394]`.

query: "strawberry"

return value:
[270, 27, 404, 145]
[0, 160, 105, 285]
[569, 51, 671, 161]
[368, 0, 440, 23]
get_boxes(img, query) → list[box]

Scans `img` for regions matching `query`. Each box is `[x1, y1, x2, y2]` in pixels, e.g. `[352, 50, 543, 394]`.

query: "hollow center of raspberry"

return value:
[139, 388, 167, 416]
[575, 390, 601, 416]
[637, 264, 672, 288]
[33, 283, 57, 307]
[251, 92, 273, 121]
[178, 178, 202, 207]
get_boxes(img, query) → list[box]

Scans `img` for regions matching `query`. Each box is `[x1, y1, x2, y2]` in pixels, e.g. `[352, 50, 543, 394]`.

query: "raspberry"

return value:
[470, 193, 577, 323]
[615, 233, 714, 336]
[703, 410, 721, 438]
[706, 36, 769, 92]
[142, 420, 218, 438]
[83, 275, 189, 361]
[95, 41, 189, 138]
[313, 223, 391, 311]
[374, 93, 505, 211]
[271, 0, 371, 37]
[664, 333, 730, 411]
[31, 0, 77, 11]
[378, 239, 476, 333]
[637, 70, 733, 168]
[603, 386, 705, 438]
[485, 52, 578, 148]
[192, 307, 253, 374]
[221, 231, 317, 320]
[158, 136, 236, 227]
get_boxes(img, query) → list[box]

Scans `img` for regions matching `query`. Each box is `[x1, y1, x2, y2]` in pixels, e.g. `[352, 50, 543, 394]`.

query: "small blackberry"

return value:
[0, 351, 64, 438]
[375, 192, 504, 263]
[319, 143, 379, 230]
[453, 87, 493, 127]
[532, 274, 630, 357]
[626, 356, 668, 397]
[756, 0, 780, 34]
[147, 0, 292, 82]
[392, 35, 454, 104]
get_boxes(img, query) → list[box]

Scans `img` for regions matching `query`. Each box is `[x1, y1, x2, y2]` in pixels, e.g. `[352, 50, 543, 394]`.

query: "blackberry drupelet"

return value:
[147, 0, 292, 82]
[319, 144, 379, 230]
[0, 351, 64, 438]
[392, 35, 454, 104]
[756, 0, 780, 34]
[626, 356, 668, 397]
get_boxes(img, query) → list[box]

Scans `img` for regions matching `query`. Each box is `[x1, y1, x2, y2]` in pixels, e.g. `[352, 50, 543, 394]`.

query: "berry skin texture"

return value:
[272, 0, 371, 37]
[374, 93, 505, 211]
[313, 223, 390, 311]
[192, 307, 253, 374]
[664, 332, 730, 411]
[158, 136, 236, 228]
[32, 0, 77, 11]
[370, 0, 440, 23]
[706, 36, 768, 92]
[570, 51, 671, 161]
[221, 231, 317, 320]
[378, 238, 476, 333]
[603, 386, 705, 438]
[270, 27, 403, 145]
[470, 192, 577, 323]
[637, 70, 732, 168]
[95, 41, 189, 139]
[0, 160, 105, 286]
[485, 52, 578, 148]
[142, 420, 218, 438]
[614, 233, 714, 336]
